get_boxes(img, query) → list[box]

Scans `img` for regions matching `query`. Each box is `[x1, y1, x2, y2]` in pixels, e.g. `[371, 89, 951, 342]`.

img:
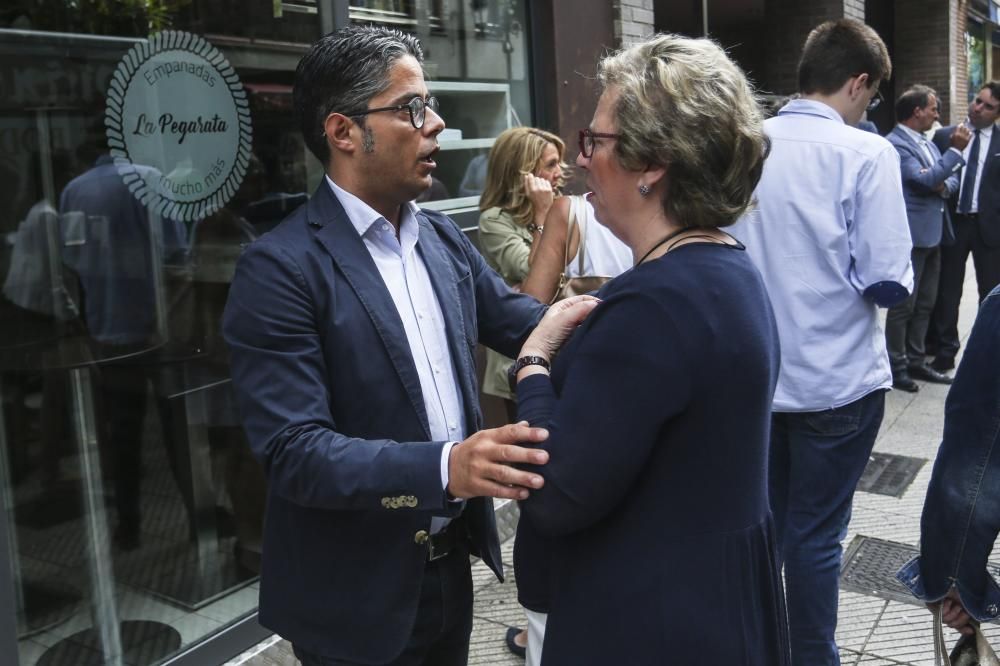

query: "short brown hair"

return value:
[597, 33, 768, 229]
[798, 19, 891, 95]
[895, 85, 936, 123]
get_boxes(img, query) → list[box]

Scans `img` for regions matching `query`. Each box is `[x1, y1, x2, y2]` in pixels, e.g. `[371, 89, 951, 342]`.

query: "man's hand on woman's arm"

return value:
[447, 422, 550, 500]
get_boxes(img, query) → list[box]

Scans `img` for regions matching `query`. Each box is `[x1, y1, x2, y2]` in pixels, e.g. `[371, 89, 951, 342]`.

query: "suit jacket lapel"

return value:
[414, 213, 480, 433]
[894, 126, 932, 167]
[307, 184, 432, 438]
[986, 126, 1000, 171]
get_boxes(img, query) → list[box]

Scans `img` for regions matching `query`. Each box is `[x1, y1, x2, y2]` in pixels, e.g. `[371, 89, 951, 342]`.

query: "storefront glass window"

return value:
[0, 1, 533, 664]
[968, 26, 987, 102]
[0, 4, 319, 665]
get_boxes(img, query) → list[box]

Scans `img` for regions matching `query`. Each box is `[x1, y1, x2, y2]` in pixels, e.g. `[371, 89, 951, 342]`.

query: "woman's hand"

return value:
[519, 295, 600, 366]
[928, 590, 975, 636]
[524, 173, 555, 220]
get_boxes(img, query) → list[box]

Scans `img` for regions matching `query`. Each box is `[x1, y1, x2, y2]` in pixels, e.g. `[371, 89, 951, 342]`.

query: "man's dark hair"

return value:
[797, 19, 891, 95]
[980, 81, 1000, 102]
[293, 25, 424, 165]
[896, 85, 936, 123]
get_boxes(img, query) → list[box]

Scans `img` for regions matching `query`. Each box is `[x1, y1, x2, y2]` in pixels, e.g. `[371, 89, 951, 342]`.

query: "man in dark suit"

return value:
[928, 81, 1000, 371]
[884, 85, 969, 392]
[222, 26, 550, 666]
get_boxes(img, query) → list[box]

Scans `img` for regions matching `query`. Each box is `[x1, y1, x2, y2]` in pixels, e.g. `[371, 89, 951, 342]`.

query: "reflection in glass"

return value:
[0, 7, 316, 661]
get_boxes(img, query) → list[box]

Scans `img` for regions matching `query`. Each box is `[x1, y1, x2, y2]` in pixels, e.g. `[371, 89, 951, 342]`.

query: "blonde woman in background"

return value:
[477, 127, 568, 421]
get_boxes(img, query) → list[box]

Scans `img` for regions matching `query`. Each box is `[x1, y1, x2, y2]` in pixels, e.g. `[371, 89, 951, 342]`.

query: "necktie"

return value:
[959, 129, 981, 214]
[918, 138, 934, 165]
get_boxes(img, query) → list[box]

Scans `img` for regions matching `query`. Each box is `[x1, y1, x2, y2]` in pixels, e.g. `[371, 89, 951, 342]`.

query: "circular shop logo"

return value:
[105, 31, 252, 222]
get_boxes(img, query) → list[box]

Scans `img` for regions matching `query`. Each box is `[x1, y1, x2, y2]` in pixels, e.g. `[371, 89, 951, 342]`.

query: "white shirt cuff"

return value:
[440, 441, 462, 501]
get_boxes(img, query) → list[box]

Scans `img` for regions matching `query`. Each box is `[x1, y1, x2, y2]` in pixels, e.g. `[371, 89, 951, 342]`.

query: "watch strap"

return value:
[513, 355, 551, 374]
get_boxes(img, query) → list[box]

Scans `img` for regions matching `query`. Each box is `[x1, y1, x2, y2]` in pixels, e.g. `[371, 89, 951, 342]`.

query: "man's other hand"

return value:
[447, 422, 549, 500]
[951, 124, 972, 151]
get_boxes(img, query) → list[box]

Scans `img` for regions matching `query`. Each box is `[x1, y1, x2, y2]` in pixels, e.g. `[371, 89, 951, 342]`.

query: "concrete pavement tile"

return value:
[836, 592, 888, 652]
[472, 576, 527, 630]
[237, 638, 296, 665]
[842, 505, 921, 546]
[469, 616, 524, 666]
[858, 601, 962, 666]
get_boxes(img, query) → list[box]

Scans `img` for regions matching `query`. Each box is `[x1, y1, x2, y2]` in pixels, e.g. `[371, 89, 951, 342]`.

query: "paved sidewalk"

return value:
[229, 267, 991, 666]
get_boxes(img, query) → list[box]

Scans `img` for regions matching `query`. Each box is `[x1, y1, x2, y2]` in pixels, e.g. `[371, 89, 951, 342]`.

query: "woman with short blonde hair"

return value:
[510, 34, 789, 665]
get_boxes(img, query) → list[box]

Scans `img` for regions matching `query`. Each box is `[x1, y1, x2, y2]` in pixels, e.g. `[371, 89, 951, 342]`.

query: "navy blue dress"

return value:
[515, 241, 790, 665]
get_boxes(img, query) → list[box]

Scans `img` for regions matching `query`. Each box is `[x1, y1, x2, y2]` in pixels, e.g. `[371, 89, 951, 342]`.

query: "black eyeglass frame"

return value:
[578, 128, 621, 158]
[866, 89, 884, 113]
[346, 95, 440, 129]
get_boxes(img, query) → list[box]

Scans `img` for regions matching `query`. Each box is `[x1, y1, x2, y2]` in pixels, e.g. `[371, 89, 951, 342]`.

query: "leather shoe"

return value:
[908, 362, 953, 384]
[505, 626, 526, 659]
[892, 371, 919, 393]
[930, 356, 955, 372]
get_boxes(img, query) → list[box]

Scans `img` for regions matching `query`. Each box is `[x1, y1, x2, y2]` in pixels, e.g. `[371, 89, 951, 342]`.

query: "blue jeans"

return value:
[769, 390, 886, 666]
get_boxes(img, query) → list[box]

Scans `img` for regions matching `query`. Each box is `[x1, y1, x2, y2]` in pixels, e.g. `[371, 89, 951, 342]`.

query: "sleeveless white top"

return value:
[565, 195, 632, 278]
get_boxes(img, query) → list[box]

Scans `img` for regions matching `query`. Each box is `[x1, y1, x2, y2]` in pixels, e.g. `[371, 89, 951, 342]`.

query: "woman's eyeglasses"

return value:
[578, 128, 621, 158]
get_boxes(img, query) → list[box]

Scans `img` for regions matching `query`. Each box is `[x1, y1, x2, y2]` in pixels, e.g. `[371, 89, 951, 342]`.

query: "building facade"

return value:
[2, 1, 994, 665]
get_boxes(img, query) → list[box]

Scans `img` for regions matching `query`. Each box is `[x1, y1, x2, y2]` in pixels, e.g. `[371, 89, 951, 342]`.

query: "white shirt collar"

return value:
[777, 98, 845, 124]
[897, 123, 929, 145]
[324, 175, 421, 240]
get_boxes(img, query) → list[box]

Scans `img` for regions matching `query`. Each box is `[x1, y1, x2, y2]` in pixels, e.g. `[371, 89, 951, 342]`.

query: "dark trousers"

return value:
[928, 214, 1000, 361]
[293, 545, 474, 666]
[769, 390, 886, 666]
[885, 246, 940, 373]
[93, 344, 182, 541]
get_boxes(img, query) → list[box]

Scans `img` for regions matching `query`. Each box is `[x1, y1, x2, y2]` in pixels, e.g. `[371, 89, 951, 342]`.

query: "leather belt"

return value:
[427, 517, 468, 562]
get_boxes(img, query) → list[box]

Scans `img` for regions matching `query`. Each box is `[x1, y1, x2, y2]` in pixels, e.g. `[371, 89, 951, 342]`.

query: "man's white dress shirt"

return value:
[958, 123, 994, 213]
[730, 99, 914, 412]
[327, 176, 464, 528]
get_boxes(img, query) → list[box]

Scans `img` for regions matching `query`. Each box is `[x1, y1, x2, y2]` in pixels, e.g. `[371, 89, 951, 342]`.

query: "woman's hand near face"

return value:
[524, 173, 555, 221]
[518, 295, 600, 380]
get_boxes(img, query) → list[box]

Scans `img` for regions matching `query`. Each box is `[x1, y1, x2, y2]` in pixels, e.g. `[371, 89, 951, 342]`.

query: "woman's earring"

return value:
[638, 184, 651, 196]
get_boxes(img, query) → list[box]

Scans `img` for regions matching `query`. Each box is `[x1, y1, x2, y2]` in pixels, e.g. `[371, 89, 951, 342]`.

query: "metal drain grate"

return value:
[840, 535, 922, 605]
[840, 535, 1000, 610]
[856, 452, 927, 497]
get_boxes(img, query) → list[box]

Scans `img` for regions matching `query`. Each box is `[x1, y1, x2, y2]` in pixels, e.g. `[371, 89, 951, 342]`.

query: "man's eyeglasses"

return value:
[578, 128, 621, 158]
[866, 90, 883, 112]
[349, 96, 440, 129]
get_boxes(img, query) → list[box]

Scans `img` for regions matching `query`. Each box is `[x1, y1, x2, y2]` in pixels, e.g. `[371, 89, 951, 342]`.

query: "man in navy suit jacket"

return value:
[223, 26, 549, 665]
[927, 82, 1000, 371]
[884, 85, 968, 392]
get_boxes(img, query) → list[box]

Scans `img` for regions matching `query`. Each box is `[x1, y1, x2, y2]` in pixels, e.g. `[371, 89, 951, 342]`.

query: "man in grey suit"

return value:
[885, 85, 970, 392]
[927, 82, 1000, 371]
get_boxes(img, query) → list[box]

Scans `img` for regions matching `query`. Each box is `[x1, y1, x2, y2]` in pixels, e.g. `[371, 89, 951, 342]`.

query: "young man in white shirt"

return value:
[730, 19, 912, 666]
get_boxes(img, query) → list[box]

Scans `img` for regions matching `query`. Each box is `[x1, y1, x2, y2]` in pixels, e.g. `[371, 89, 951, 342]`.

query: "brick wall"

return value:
[613, 0, 655, 47]
[894, 0, 964, 125]
[953, 0, 969, 125]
